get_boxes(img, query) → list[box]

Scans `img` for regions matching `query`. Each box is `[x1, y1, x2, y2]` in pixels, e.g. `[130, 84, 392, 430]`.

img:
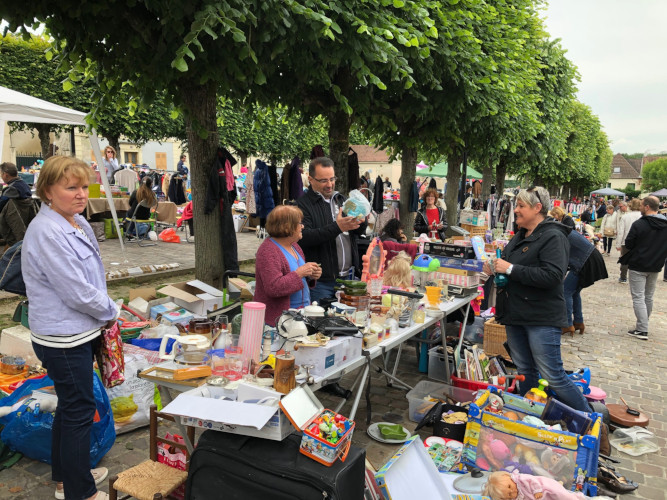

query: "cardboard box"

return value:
[163, 383, 293, 441]
[159, 308, 195, 326]
[375, 435, 454, 500]
[129, 288, 176, 318]
[158, 280, 224, 316]
[433, 273, 480, 287]
[293, 336, 362, 377]
[436, 266, 478, 276]
[150, 301, 181, 320]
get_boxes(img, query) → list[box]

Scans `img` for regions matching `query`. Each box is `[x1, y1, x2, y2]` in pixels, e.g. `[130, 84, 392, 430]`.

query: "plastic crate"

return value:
[406, 380, 449, 422]
[451, 374, 516, 393]
[427, 346, 453, 383]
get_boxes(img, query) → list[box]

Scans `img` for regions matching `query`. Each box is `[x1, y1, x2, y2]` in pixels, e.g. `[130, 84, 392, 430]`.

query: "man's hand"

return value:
[337, 209, 362, 232]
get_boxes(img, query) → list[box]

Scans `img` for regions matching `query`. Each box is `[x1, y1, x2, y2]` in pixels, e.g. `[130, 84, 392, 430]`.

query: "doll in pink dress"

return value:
[483, 470, 595, 500]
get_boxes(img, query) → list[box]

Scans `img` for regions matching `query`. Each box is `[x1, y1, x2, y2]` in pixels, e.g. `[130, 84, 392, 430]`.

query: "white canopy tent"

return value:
[590, 187, 626, 199]
[0, 85, 126, 257]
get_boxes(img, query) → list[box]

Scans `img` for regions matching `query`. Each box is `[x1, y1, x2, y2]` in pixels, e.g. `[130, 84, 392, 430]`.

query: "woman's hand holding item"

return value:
[296, 262, 320, 279]
[483, 260, 494, 276]
[493, 258, 512, 274]
[310, 264, 322, 280]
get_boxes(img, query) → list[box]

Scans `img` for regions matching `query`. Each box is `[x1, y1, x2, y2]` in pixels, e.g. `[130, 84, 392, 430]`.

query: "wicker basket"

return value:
[483, 318, 511, 359]
[461, 223, 488, 236]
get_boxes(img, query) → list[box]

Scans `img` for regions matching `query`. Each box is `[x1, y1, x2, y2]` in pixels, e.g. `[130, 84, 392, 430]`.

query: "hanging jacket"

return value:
[268, 164, 280, 208]
[288, 156, 304, 200]
[373, 176, 384, 213]
[253, 160, 275, 219]
[347, 149, 360, 191]
[280, 164, 291, 203]
[409, 181, 419, 212]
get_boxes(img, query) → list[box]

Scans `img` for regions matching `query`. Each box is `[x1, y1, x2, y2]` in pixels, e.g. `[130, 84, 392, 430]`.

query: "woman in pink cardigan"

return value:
[253, 205, 322, 326]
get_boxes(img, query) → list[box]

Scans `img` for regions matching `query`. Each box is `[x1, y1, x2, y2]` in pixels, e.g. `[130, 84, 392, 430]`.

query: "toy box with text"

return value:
[459, 388, 602, 497]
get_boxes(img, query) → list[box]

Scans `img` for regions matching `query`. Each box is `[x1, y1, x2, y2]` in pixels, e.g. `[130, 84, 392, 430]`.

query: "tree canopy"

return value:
[642, 158, 667, 192]
[0, 33, 182, 157]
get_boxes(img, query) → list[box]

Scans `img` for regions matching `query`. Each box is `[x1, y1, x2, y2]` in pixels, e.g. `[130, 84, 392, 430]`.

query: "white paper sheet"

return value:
[162, 394, 278, 429]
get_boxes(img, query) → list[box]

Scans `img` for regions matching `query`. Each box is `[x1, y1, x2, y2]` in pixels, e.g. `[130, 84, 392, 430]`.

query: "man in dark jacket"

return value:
[0, 162, 32, 213]
[596, 200, 607, 220]
[622, 196, 667, 340]
[297, 157, 367, 303]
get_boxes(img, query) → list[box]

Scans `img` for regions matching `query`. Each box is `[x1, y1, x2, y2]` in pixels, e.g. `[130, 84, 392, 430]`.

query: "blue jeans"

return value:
[505, 325, 590, 412]
[563, 272, 583, 326]
[32, 339, 99, 500]
[309, 280, 336, 304]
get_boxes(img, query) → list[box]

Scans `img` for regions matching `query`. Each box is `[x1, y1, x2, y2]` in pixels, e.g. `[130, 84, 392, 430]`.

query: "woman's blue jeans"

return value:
[505, 325, 590, 412]
[563, 271, 583, 326]
[32, 339, 98, 500]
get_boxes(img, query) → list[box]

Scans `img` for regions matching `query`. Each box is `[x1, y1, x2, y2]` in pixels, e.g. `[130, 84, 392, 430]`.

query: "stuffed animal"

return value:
[487, 394, 504, 414]
[477, 432, 511, 470]
[483, 470, 614, 500]
[541, 448, 573, 484]
[513, 443, 541, 467]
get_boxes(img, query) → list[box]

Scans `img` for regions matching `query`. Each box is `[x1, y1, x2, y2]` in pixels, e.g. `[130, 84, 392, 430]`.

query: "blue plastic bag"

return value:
[0, 373, 116, 465]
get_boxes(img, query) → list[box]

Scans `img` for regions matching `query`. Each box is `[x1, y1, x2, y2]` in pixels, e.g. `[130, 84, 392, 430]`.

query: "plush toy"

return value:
[541, 448, 573, 484]
[477, 432, 511, 470]
[483, 470, 613, 500]
[513, 443, 541, 467]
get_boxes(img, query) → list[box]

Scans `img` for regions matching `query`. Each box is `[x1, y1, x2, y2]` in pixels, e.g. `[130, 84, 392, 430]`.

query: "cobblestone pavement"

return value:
[1, 246, 665, 499]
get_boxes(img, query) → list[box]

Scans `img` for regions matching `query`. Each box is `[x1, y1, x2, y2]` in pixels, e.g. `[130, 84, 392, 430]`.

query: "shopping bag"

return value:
[95, 322, 125, 388]
[158, 227, 181, 243]
[0, 374, 116, 465]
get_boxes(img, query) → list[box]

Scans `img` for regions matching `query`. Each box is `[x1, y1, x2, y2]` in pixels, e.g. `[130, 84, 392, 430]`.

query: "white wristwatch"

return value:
[506, 264, 514, 275]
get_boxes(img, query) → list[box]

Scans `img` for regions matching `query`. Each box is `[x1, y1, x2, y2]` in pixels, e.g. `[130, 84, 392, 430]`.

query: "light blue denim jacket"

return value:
[22, 204, 117, 335]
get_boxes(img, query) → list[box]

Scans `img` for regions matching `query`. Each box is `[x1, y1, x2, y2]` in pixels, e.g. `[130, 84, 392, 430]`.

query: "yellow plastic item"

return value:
[89, 183, 101, 198]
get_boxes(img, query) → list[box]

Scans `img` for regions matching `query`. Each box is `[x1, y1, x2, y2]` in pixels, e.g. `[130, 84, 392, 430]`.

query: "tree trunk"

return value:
[496, 157, 508, 196]
[445, 152, 462, 228]
[328, 107, 352, 195]
[482, 159, 494, 202]
[239, 152, 248, 168]
[181, 81, 224, 288]
[398, 146, 417, 233]
[36, 124, 52, 159]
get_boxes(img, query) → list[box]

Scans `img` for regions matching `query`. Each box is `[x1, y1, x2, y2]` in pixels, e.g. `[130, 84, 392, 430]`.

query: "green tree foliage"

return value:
[2, 1, 430, 285]
[641, 158, 667, 192]
[0, 33, 182, 158]
[217, 99, 328, 165]
[622, 184, 641, 199]
[358, 0, 545, 227]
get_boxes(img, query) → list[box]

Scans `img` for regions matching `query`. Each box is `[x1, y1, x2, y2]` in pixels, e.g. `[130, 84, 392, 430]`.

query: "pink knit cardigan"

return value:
[253, 238, 314, 326]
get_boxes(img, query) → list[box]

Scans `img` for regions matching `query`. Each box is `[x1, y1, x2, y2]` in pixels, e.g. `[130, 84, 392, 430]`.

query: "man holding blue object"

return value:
[297, 157, 367, 304]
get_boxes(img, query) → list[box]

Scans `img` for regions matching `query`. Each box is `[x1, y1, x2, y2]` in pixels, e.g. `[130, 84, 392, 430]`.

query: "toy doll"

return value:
[383, 251, 413, 288]
[483, 470, 613, 500]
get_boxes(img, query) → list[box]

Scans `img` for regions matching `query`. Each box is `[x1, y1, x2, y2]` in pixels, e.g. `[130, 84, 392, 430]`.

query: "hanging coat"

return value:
[409, 181, 419, 212]
[254, 160, 275, 219]
[347, 148, 360, 191]
[373, 175, 385, 213]
[268, 164, 280, 208]
[288, 156, 304, 200]
[205, 147, 239, 271]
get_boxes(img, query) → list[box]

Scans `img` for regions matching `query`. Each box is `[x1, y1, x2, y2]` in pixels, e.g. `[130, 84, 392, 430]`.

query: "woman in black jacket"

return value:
[484, 186, 590, 412]
[550, 206, 575, 229]
[413, 188, 447, 240]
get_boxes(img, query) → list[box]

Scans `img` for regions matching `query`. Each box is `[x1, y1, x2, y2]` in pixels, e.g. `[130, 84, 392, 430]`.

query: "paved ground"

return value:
[1, 244, 665, 499]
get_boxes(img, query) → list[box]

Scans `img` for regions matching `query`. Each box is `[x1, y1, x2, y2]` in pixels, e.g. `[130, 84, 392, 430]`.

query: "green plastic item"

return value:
[377, 423, 408, 440]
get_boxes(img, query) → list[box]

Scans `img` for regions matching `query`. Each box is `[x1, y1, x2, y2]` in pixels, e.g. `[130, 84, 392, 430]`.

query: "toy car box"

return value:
[459, 388, 602, 497]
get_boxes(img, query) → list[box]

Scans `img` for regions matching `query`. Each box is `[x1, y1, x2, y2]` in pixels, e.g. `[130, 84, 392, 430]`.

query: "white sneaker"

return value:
[55, 468, 108, 499]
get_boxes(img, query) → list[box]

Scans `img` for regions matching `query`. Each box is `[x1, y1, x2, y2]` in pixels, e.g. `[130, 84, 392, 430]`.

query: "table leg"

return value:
[158, 386, 195, 454]
[453, 301, 472, 378]
[333, 366, 367, 415]
[441, 316, 451, 383]
[348, 363, 370, 422]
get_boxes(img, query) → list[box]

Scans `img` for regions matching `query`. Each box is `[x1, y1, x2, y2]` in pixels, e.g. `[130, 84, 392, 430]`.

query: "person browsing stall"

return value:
[484, 186, 590, 412]
[414, 188, 447, 241]
[0, 162, 32, 213]
[253, 205, 322, 326]
[297, 157, 367, 303]
[22, 156, 117, 500]
[549, 206, 575, 230]
[125, 177, 157, 238]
